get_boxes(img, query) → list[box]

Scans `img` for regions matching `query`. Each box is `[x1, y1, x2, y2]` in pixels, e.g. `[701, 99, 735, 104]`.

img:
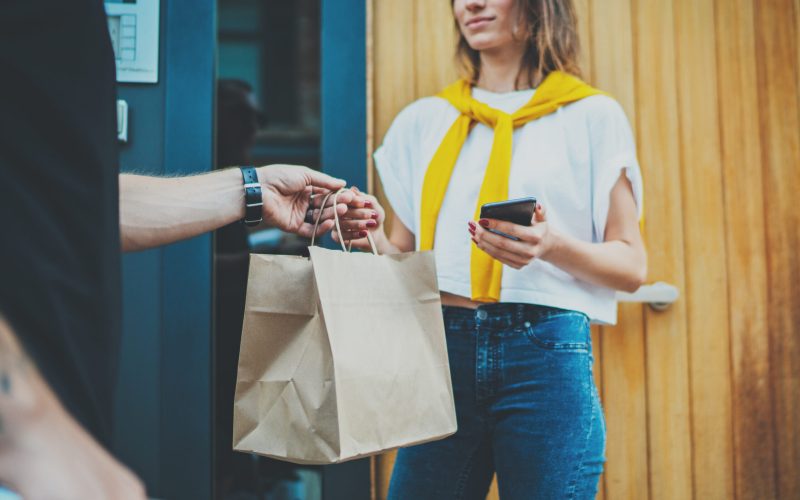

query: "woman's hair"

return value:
[454, 0, 582, 87]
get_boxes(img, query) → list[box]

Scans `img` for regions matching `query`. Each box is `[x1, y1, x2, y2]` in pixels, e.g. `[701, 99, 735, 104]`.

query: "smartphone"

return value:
[479, 197, 537, 240]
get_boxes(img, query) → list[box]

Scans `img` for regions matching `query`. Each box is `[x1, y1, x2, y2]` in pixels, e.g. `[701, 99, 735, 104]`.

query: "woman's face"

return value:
[453, 0, 522, 52]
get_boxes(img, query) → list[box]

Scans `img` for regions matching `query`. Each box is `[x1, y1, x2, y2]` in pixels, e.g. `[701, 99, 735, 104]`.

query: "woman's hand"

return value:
[308, 187, 388, 252]
[469, 203, 554, 270]
[335, 187, 387, 252]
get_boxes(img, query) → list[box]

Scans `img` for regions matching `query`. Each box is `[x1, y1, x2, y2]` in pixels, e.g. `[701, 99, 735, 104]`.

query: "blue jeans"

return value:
[389, 304, 605, 500]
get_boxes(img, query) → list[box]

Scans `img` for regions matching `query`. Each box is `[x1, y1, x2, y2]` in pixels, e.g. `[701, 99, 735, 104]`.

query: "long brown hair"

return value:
[454, 0, 582, 88]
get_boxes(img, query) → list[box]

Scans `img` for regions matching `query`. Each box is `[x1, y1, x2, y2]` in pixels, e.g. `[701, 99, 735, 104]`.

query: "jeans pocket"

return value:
[523, 312, 591, 352]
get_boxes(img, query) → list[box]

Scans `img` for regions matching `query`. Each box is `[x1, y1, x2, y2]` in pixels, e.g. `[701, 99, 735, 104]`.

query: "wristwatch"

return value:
[240, 166, 263, 226]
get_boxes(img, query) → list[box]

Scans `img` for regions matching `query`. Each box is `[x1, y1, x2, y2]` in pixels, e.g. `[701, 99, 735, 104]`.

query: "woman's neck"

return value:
[476, 43, 530, 93]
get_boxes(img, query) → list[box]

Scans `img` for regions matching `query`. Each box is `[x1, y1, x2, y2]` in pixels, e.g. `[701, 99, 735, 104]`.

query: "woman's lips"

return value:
[466, 16, 495, 29]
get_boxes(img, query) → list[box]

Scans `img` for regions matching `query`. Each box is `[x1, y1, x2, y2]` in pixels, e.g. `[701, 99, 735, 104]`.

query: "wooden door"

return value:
[368, 1, 800, 498]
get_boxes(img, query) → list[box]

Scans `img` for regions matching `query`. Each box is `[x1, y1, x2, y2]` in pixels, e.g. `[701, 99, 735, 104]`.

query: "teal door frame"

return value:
[320, 0, 372, 498]
[115, 1, 216, 499]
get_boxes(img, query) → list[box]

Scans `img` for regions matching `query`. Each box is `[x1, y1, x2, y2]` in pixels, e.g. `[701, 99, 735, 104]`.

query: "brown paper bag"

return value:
[232, 194, 456, 464]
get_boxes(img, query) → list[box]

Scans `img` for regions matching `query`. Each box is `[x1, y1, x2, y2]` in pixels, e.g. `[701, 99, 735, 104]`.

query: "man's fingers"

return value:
[310, 191, 355, 209]
[305, 169, 347, 191]
[306, 203, 349, 223]
[297, 219, 336, 238]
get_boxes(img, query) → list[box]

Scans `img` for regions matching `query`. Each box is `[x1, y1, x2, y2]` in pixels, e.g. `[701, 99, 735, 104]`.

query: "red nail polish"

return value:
[371, 211, 379, 220]
[469, 228, 476, 236]
[367, 220, 378, 228]
[468, 221, 476, 230]
[479, 219, 489, 228]
[364, 201, 373, 208]
[359, 231, 368, 238]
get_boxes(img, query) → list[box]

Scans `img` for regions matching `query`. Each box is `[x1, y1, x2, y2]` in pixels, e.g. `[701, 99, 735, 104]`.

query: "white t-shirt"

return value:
[374, 87, 643, 324]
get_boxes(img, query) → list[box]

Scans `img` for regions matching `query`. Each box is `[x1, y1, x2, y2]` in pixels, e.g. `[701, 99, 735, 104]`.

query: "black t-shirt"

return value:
[0, 0, 121, 445]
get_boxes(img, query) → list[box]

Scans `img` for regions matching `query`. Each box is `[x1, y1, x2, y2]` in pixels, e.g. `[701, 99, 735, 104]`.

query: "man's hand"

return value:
[120, 164, 351, 252]
[0, 320, 146, 500]
[257, 165, 353, 238]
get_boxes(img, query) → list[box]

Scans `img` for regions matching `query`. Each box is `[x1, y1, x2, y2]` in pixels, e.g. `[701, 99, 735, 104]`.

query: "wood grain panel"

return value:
[599, 304, 649, 500]
[573, 6, 605, 499]
[714, 0, 776, 498]
[372, 0, 418, 495]
[414, 0, 459, 97]
[590, 326, 605, 500]
[672, 0, 735, 498]
[631, 0, 694, 498]
[588, 1, 649, 499]
[574, 0, 594, 81]
[372, 0, 420, 239]
[368, 1, 800, 499]
[754, 0, 800, 498]
[373, 1, 418, 141]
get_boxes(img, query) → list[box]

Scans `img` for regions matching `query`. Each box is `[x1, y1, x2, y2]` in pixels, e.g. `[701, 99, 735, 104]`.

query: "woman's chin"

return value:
[466, 36, 510, 53]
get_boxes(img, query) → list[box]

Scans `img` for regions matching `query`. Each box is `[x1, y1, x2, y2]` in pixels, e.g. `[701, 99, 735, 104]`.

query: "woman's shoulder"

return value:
[563, 94, 631, 127]
[381, 96, 459, 148]
[392, 96, 457, 127]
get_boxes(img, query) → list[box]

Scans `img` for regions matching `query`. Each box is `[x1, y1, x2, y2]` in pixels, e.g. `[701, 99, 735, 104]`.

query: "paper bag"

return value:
[232, 226, 457, 464]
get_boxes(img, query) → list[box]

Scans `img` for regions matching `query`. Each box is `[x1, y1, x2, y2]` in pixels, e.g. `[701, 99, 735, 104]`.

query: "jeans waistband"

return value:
[442, 303, 583, 330]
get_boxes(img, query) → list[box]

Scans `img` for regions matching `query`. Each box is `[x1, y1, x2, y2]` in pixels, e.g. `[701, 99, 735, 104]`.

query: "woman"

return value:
[330, 0, 646, 497]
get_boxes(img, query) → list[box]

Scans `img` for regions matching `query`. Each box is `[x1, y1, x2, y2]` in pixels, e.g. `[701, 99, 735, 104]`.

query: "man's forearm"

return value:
[0, 318, 147, 498]
[119, 169, 245, 252]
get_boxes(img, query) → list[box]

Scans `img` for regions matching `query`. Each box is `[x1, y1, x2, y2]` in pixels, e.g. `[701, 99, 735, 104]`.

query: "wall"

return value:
[115, 1, 216, 498]
[368, 0, 800, 499]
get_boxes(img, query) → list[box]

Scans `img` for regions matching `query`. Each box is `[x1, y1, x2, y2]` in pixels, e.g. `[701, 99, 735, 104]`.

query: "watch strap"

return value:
[240, 166, 263, 226]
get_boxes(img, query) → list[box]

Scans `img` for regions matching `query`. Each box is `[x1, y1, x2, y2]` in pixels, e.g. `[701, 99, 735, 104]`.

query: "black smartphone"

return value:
[479, 197, 537, 240]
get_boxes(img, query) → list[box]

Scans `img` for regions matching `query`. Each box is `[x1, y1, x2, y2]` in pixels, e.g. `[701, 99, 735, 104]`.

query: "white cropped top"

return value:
[374, 88, 643, 324]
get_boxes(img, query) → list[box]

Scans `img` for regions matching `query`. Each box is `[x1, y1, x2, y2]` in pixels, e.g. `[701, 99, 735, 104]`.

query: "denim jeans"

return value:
[389, 303, 605, 500]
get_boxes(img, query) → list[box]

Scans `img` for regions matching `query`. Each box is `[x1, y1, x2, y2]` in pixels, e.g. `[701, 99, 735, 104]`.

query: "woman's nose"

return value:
[465, 0, 487, 12]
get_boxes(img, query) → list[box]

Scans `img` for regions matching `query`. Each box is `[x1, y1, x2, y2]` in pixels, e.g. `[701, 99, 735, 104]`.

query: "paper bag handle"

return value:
[310, 189, 378, 255]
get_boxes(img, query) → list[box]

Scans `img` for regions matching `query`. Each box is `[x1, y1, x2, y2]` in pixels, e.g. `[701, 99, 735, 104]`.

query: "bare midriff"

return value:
[440, 291, 482, 310]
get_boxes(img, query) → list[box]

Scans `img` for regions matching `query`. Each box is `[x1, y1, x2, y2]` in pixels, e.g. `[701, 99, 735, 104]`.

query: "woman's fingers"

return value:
[470, 223, 535, 268]
[533, 202, 547, 223]
[331, 230, 372, 250]
[344, 208, 379, 221]
[474, 224, 536, 257]
[337, 218, 378, 232]
[477, 218, 529, 240]
[471, 235, 529, 269]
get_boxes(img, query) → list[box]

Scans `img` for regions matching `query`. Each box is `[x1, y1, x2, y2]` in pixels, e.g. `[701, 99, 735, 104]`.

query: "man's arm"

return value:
[0, 319, 145, 500]
[120, 164, 351, 252]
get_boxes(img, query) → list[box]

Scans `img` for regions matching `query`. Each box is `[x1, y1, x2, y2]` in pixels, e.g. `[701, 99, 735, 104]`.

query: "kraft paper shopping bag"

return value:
[233, 190, 456, 464]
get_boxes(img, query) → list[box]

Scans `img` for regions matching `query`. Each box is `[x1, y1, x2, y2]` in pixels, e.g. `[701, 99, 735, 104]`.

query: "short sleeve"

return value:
[373, 103, 420, 233]
[588, 96, 644, 242]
